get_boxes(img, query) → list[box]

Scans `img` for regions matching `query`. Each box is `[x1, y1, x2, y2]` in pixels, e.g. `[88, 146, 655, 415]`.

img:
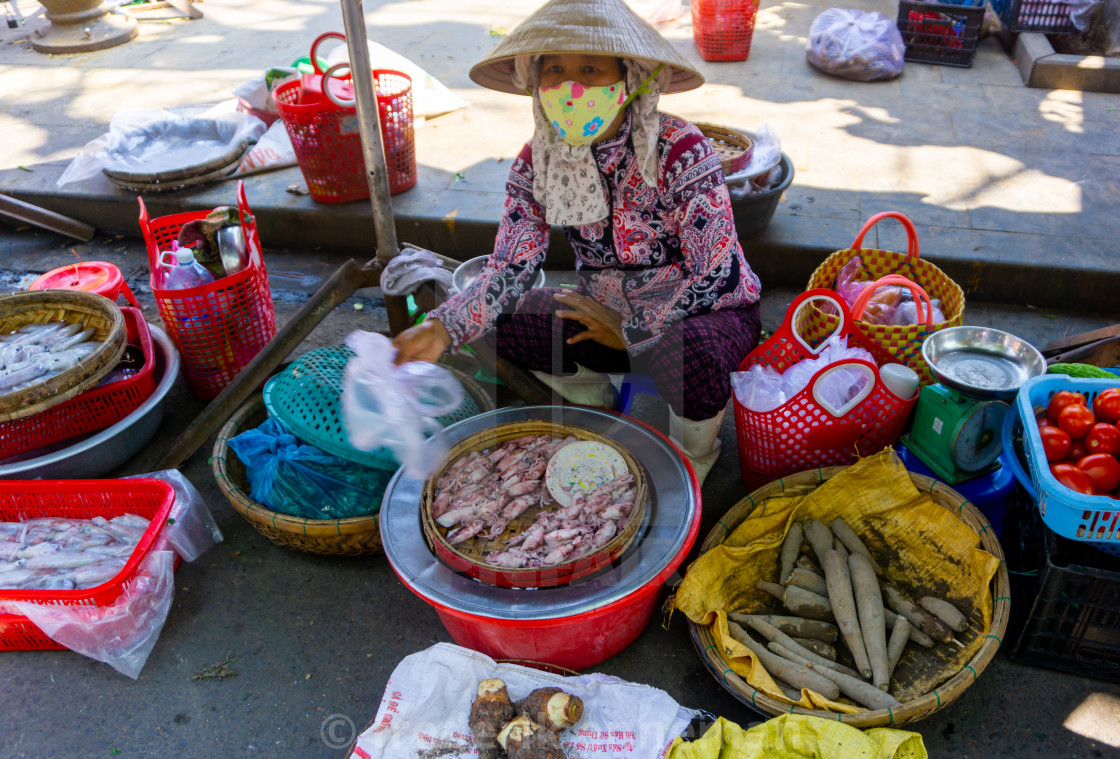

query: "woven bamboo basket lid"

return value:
[687, 463, 1010, 728]
[695, 122, 754, 176]
[0, 290, 127, 423]
[421, 419, 647, 588]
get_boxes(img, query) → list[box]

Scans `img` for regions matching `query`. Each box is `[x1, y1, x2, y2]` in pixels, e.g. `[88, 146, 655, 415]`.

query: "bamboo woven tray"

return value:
[0, 291, 127, 423]
[696, 122, 755, 176]
[687, 464, 1010, 729]
[212, 395, 382, 556]
[421, 420, 647, 589]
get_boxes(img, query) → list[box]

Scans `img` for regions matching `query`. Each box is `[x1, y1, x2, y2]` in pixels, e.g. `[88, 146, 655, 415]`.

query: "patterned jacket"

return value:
[430, 111, 762, 356]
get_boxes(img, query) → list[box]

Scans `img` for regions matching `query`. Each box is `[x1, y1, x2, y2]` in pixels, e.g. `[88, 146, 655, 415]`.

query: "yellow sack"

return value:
[668, 715, 927, 759]
[674, 450, 1000, 713]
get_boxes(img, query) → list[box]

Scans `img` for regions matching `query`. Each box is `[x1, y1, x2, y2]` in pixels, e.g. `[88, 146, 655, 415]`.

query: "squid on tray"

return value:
[0, 321, 103, 394]
[431, 434, 639, 568]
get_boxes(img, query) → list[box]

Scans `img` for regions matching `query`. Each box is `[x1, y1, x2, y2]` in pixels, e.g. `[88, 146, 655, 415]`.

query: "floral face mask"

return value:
[538, 79, 628, 146]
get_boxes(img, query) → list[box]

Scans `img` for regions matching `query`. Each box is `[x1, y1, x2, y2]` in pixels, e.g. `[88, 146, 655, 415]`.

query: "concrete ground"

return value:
[2, 227, 1120, 758]
[1, 0, 1119, 311]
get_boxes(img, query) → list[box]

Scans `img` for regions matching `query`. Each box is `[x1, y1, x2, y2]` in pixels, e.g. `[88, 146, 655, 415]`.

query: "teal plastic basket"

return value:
[262, 346, 493, 469]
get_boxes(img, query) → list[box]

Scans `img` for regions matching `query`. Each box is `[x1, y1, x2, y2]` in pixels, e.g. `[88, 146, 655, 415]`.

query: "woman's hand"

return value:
[553, 291, 627, 351]
[392, 319, 452, 365]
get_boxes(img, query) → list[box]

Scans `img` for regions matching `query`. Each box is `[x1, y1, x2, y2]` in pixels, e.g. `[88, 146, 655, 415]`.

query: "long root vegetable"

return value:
[743, 616, 860, 678]
[780, 523, 804, 584]
[831, 519, 884, 576]
[773, 643, 901, 711]
[782, 584, 837, 623]
[788, 567, 829, 597]
[515, 687, 583, 731]
[886, 615, 911, 680]
[728, 613, 839, 643]
[773, 679, 804, 701]
[793, 637, 837, 661]
[821, 549, 873, 680]
[848, 552, 889, 690]
[832, 537, 849, 558]
[803, 519, 834, 562]
[469, 679, 516, 759]
[920, 596, 968, 632]
[727, 622, 840, 700]
[885, 608, 935, 648]
[497, 715, 565, 759]
[883, 586, 953, 645]
[756, 581, 787, 601]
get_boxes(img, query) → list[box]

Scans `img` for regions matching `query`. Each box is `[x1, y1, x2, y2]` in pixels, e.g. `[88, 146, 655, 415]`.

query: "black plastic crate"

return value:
[1004, 486, 1120, 683]
[988, 0, 1076, 34]
[897, 0, 986, 67]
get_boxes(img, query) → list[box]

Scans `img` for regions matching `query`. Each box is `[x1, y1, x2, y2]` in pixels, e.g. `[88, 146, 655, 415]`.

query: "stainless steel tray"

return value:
[380, 405, 699, 621]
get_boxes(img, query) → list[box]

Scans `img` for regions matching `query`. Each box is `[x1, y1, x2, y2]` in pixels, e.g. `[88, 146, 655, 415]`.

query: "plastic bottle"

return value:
[162, 246, 215, 290]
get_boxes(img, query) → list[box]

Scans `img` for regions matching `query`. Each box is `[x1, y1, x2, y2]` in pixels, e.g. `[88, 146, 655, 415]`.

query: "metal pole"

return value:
[338, 0, 411, 336]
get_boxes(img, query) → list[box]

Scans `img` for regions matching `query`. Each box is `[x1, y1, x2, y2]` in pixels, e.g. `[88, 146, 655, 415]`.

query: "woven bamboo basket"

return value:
[696, 122, 754, 176]
[212, 395, 383, 556]
[421, 420, 647, 588]
[0, 290, 126, 423]
[688, 464, 1010, 729]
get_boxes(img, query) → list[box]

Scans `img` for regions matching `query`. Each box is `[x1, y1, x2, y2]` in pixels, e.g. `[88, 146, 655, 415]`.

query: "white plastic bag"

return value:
[58, 101, 266, 186]
[806, 9, 905, 82]
[236, 120, 297, 174]
[1070, 0, 1101, 31]
[733, 336, 875, 413]
[341, 331, 464, 479]
[725, 124, 783, 200]
[351, 643, 694, 759]
[12, 551, 175, 680]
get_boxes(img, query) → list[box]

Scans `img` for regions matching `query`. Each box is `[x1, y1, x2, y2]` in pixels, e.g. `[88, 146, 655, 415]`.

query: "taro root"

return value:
[515, 687, 584, 731]
[468, 679, 516, 759]
[497, 715, 566, 759]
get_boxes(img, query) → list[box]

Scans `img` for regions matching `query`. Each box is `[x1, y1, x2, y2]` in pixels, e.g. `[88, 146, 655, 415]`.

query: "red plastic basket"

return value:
[137, 181, 277, 400]
[733, 290, 919, 489]
[0, 478, 176, 651]
[691, 0, 760, 62]
[273, 33, 416, 202]
[0, 307, 156, 461]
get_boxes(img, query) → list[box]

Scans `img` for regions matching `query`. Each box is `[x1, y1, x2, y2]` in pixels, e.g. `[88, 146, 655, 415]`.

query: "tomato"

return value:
[1069, 440, 1089, 462]
[1040, 426, 1073, 462]
[1049, 390, 1088, 422]
[1093, 389, 1120, 424]
[1077, 454, 1120, 493]
[1050, 463, 1096, 495]
[1086, 423, 1120, 456]
[1058, 403, 1096, 440]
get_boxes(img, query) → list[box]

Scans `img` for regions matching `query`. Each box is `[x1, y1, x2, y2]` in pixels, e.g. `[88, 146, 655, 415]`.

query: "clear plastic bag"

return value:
[725, 124, 783, 201]
[806, 8, 906, 82]
[57, 101, 266, 186]
[733, 336, 875, 412]
[127, 469, 223, 562]
[227, 417, 395, 519]
[891, 298, 945, 326]
[341, 331, 464, 479]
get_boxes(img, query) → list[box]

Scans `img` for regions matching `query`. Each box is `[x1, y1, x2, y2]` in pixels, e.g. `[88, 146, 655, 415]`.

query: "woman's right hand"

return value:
[392, 319, 452, 365]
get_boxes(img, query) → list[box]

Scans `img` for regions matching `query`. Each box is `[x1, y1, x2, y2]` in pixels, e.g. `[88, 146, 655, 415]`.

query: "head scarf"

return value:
[512, 55, 670, 227]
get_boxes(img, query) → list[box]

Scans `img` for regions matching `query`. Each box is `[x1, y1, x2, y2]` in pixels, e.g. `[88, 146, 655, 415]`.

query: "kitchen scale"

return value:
[902, 326, 1045, 485]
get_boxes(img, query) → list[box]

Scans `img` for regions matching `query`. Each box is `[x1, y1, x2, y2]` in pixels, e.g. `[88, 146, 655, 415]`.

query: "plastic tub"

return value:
[729, 153, 794, 237]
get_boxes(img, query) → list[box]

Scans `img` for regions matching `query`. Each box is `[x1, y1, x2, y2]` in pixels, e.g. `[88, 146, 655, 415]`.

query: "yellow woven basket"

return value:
[800, 212, 965, 385]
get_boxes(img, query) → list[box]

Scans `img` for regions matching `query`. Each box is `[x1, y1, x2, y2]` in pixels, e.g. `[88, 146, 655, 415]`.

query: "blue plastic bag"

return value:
[227, 417, 395, 520]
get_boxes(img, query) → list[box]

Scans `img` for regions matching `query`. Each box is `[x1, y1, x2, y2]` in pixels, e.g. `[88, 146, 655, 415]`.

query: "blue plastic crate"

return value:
[1017, 375, 1120, 557]
[989, 0, 1076, 34]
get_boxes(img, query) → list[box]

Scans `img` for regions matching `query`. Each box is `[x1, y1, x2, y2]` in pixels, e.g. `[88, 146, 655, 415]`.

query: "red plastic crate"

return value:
[138, 181, 277, 400]
[0, 307, 156, 461]
[0, 479, 176, 651]
[692, 0, 760, 62]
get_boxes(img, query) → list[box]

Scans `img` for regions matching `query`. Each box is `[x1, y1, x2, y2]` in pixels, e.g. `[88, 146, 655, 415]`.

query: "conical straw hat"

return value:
[470, 0, 704, 96]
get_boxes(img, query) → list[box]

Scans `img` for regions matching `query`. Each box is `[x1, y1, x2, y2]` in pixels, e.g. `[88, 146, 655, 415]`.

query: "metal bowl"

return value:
[451, 255, 546, 295]
[922, 326, 1045, 400]
[0, 324, 180, 478]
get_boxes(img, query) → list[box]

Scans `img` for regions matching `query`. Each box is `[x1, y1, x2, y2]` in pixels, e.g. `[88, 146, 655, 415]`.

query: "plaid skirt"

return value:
[492, 287, 761, 420]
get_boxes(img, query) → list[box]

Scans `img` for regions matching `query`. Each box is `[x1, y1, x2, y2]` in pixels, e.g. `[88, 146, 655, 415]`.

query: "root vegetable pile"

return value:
[432, 434, 638, 568]
[735, 517, 970, 711]
[469, 680, 584, 759]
